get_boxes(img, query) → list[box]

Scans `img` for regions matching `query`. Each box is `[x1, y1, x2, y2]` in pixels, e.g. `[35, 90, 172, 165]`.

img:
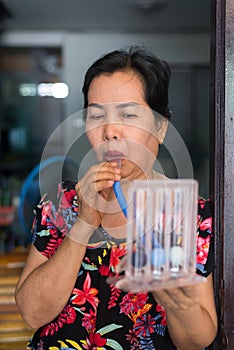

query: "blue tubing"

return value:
[113, 181, 128, 217]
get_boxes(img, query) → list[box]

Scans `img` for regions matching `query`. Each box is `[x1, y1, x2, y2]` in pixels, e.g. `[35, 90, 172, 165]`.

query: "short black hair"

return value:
[82, 45, 171, 120]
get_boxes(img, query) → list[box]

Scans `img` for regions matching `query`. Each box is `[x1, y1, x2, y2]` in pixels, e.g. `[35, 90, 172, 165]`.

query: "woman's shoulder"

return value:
[32, 180, 78, 258]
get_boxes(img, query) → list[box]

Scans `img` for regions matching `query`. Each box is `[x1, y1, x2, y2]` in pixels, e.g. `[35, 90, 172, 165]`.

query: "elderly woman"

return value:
[15, 46, 217, 350]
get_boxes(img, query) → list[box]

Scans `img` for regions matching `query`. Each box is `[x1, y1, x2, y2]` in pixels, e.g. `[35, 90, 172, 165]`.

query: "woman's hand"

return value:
[152, 275, 217, 350]
[152, 283, 200, 312]
[75, 161, 121, 228]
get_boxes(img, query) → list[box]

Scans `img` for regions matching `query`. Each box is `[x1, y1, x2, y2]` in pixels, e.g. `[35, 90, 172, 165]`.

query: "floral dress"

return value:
[27, 180, 214, 350]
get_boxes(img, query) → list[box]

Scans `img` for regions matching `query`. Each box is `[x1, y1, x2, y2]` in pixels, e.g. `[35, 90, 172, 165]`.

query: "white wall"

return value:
[62, 32, 210, 115]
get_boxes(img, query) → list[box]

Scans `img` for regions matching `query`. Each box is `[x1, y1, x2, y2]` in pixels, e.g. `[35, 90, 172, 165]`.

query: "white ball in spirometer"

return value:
[169, 245, 185, 266]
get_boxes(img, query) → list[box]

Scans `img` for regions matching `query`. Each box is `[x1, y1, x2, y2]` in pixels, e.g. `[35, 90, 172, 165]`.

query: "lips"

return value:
[104, 150, 125, 162]
[104, 151, 125, 169]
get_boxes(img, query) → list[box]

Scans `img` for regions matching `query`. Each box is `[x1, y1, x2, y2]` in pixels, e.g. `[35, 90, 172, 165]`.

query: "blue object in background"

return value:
[18, 156, 79, 243]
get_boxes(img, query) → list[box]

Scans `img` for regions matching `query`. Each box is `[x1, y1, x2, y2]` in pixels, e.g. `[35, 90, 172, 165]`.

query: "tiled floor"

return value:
[0, 247, 33, 350]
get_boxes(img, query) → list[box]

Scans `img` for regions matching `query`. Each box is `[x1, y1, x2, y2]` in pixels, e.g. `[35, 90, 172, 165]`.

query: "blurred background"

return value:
[0, 1, 211, 347]
[0, 0, 211, 250]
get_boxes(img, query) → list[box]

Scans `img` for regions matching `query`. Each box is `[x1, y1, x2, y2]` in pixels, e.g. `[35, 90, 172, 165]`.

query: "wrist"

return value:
[67, 218, 95, 245]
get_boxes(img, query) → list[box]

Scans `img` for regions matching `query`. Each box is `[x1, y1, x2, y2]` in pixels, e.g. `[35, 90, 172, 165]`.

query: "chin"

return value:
[121, 163, 146, 180]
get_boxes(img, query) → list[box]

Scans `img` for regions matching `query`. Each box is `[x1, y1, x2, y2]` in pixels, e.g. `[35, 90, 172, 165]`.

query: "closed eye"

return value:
[87, 104, 105, 121]
[89, 114, 104, 120]
[121, 112, 137, 119]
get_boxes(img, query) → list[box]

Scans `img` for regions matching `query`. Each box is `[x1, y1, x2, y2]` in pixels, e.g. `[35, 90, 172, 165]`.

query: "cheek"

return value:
[86, 129, 105, 163]
[132, 128, 158, 149]
[86, 129, 100, 148]
[126, 136, 158, 168]
[147, 134, 160, 152]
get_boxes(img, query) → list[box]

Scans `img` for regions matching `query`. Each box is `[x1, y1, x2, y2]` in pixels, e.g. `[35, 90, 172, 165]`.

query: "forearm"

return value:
[166, 303, 217, 350]
[15, 221, 92, 328]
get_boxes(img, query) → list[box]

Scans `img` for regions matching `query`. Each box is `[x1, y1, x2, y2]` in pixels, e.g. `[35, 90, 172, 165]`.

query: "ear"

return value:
[157, 117, 168, 144]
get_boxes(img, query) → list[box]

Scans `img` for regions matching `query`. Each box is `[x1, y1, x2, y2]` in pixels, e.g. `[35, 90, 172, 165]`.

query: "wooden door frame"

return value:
[210, 0, 234, 349]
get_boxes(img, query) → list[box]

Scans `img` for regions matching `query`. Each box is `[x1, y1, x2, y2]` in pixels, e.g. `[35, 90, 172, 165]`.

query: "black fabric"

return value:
[27, 180, 214, 350]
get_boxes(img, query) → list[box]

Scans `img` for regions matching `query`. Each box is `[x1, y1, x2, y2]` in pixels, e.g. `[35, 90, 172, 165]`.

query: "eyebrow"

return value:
[88, 102, 140, 109]
[88, 103, 104, 110]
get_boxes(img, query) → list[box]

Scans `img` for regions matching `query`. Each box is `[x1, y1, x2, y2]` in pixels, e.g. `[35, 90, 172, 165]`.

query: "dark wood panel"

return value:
[210, 0, 234, 349]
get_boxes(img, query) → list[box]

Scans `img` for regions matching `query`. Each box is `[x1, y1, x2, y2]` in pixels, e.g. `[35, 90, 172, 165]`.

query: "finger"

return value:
[95, 162, 121, 176]
[95, 171, 121, 183]
[76, 165, 117, 190]
[88, 164, 121, 186]
[93, 178, 118, 193]
[77, 178, 113, 203]
[82, 163, 120, 184]
[89, 162, 121, 173]
[81, 171, 120, 192]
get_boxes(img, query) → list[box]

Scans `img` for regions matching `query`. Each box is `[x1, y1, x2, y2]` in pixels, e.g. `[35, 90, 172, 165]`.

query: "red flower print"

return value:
[126, 329, 139, 345]
[42, 237, 63, 259]
[40, 304, 76, 336]
[62, 304, 77, 324]
[99, 265, 110, 276]
[199, 217, 212, 232]
[41, 203, 53, 225]
[83, 332, 107, 349]
[65, 189, 76, 203]
[82, 309, 96, 331]
[156, 304, 167, 326]
[42, 203, 68, 234]
[133, 314, 156, 337]
[49, 227, 58, 236]
[59, 188, 76, 209]
[108, 284, 121, 309]
[120, 292, 148, 315]
[109, 245, 126, 272]
[54, 212, 67, 230]
[72, 273, 99, 310]
[196, 235, 210, 264]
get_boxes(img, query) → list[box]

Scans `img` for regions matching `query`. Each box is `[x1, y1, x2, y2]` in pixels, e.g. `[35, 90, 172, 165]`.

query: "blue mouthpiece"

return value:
[113, 181, 128, 217]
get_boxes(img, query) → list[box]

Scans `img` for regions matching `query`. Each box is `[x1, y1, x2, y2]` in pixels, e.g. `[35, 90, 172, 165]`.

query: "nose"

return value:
[103, 121, 122, 141]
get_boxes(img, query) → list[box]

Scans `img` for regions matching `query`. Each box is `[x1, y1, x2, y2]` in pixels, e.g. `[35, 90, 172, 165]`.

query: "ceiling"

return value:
[0, 0, 210, 33]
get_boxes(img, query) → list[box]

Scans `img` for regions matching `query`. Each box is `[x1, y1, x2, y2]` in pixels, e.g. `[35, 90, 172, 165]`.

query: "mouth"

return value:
[104, 151, 125, 168]
[104, 150, 124, 161]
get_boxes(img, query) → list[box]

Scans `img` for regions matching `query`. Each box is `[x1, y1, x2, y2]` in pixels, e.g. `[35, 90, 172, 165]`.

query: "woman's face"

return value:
[85, 70, 165, 180]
